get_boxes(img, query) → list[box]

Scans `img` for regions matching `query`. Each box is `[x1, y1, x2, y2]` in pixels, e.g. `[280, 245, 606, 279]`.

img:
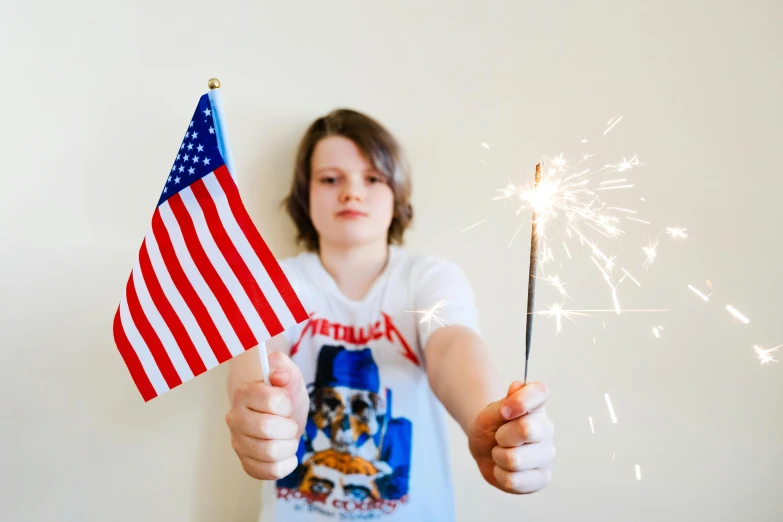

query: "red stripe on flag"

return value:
[125, 276, 182, 389]
[152, 211, 233, 363]
[191, 179, 285, 337]
[214, 165, 309, 323]
[139, 241, 207, 377]
[167, 193, 257, 349]
[113, 308, 157, 402]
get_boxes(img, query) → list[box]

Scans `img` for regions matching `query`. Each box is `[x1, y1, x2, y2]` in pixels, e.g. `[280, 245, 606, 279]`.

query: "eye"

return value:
[366, 175, 386, 184]
[351, 398, 370, 417]
[308, 478, 334, 495]
[319, 176, 338, 185]
[325, 397, 342, 411]
[344, 485, 372, 501]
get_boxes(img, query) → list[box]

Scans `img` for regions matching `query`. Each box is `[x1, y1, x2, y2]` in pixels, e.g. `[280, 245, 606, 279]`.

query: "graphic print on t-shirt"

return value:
[277, 316, 414, 519]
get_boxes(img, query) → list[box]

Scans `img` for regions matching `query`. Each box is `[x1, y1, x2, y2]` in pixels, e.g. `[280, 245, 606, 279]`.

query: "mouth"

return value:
[336, 209, 368, 219]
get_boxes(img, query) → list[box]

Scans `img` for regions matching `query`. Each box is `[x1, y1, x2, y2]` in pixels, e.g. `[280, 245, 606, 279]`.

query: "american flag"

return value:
[113, 92, 308, 401]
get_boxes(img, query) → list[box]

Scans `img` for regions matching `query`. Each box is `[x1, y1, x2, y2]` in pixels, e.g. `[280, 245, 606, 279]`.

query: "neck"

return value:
[318, 239, 390, 301]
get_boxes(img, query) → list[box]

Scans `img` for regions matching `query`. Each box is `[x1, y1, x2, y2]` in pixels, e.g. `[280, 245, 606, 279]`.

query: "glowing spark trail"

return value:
[461, 220, 487, 232]
[635, 465, 642, 481]
[688, 285, 710, 302]
[605, 394, 618, 423]
[726, 305, 749, 324]
[589, 416, 595, 434]
[621, 268, 641, 287]
[604, 116, 623, 135]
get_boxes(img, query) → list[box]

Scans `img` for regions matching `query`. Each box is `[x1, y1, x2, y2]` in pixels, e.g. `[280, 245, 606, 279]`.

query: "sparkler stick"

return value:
[524, 163, 542, 385]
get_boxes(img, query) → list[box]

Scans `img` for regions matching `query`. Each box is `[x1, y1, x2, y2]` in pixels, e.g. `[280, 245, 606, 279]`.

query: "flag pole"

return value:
[207, 78, 272, 386]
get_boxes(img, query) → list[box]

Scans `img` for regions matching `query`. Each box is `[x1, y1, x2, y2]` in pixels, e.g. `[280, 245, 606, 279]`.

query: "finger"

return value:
[493, 467, 551, 495]
[240, 454, 299, 481]
[234, 382, 293, 417]
[238, 412, 300, 440]
[507, 381, 525, 397]
[495, 410, 554, 447]
[233, 435, 300, 463]
[492, 441, 556, 471]
[501, 382, 549, 420]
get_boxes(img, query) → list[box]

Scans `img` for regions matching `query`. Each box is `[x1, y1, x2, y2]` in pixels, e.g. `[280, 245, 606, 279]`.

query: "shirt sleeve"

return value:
[412, 256, 481, 349]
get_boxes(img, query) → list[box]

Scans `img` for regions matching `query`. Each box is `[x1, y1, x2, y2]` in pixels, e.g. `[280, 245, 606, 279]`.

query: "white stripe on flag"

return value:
[131, 263, 194, 381]
[118, 296, 168, 395]
[202, 174, 298, 329]
[179, 185, 271, 347]
[145, 232, 219, 370]
[158, 202, 244, 355]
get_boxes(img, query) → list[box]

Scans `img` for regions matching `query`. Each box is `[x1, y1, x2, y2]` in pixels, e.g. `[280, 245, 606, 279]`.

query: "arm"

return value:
[425, 325, 504, 433]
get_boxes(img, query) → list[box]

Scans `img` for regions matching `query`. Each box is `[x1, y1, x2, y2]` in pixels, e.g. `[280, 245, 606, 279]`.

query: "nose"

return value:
[338, 175, 364, 204]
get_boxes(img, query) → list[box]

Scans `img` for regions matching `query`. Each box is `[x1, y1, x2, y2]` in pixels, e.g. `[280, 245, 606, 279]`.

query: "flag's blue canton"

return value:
[158, 93, 226, 207]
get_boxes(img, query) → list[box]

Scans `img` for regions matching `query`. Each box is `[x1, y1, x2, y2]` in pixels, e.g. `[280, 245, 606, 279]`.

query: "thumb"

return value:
[478, 382, 549, 432]
[267, 351, 301, 388]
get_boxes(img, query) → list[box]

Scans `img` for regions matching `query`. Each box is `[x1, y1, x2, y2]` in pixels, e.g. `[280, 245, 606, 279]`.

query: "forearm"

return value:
[426, 326, 505, 433]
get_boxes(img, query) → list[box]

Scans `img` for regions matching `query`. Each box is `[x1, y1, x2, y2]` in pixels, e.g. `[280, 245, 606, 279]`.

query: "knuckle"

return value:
[519, 418, 535, 440]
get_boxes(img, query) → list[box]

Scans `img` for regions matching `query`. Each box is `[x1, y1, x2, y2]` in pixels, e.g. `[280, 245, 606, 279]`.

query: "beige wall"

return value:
[2, 1, 782, 520]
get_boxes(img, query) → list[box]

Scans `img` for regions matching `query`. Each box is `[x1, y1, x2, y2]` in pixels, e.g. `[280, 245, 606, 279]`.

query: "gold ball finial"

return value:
[208, 78, 221, 90]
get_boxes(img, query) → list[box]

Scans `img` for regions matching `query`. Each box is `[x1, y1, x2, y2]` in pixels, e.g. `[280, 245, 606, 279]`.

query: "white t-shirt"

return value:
[258, 245, 481, 522]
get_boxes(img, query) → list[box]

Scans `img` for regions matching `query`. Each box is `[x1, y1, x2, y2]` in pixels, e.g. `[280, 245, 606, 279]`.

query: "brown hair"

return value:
[283, 109, 413, 252]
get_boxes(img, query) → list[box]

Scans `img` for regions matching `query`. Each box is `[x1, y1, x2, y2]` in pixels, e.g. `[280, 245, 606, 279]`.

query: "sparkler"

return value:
[494, 130, 673, 333]
[523, 163, 542, 385]
[753, 345, 780, 365]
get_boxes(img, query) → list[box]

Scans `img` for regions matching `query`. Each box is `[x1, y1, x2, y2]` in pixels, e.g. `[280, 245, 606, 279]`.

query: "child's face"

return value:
[309, 136, 394, 250]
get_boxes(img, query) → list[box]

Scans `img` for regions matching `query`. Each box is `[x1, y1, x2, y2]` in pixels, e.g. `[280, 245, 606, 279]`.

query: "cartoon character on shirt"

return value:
[277, 344, 412, 505]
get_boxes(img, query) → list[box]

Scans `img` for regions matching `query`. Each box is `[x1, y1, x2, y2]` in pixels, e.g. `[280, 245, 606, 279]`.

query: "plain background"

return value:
[1, 1, 782, 520]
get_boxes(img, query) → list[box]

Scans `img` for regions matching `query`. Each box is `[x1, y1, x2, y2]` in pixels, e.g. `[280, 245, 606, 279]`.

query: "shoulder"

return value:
[278, 250, 319, 292]
[390, 246, 472, 290]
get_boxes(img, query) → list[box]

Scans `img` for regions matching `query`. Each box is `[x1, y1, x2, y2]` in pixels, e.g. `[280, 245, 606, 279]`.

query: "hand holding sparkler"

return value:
[467, 380, 554, 494]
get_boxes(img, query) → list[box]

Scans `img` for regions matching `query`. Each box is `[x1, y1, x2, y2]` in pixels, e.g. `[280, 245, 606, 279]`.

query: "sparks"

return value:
[547, 275, 570, 300]
[666, 226, 688, 240]
[406, 300, 450, 333]
[688, 284, 710, 302]
[589, 416, 595, 434]
[605, 394, 618, 424]
[562, 241, 572, 259]
[620, 267, 641, 287]
[635, 465, 642, 481]
[726, 305, 749, 324]
[653, 327, 660, 338]
[603, 116, 623, 135]
[642, 235, 659, 270]
[460, 219, 487, 232]
[753, 345, 781, 365]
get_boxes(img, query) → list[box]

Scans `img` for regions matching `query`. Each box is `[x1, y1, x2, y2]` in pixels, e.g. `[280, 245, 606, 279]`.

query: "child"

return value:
[226, 109, 555, 521]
